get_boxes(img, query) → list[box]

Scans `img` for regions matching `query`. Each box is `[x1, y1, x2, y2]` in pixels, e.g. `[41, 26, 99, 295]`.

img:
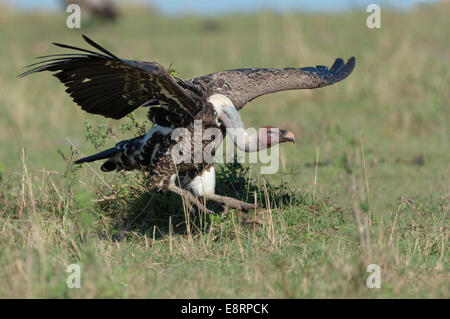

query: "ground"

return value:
[0, 3, 448, 298]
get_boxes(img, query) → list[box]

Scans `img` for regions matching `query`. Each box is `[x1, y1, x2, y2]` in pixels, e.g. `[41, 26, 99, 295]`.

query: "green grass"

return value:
[0, 3, 448, 298]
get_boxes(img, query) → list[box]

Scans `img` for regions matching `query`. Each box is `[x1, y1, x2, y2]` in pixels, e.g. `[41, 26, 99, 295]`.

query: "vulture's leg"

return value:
[205, 193, 257, 211]
[167, 184, 214, 215]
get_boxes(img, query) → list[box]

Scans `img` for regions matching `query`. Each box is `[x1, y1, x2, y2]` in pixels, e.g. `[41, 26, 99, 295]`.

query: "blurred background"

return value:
[7, 0, 441, 14]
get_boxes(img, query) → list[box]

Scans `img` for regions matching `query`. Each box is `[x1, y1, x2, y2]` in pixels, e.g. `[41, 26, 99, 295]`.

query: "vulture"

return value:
[20, 35, 355, 213]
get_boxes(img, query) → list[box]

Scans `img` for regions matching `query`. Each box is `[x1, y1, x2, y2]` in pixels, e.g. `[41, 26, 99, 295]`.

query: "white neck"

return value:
[226, 127, 260, 152]
[219, 105, 262, 152]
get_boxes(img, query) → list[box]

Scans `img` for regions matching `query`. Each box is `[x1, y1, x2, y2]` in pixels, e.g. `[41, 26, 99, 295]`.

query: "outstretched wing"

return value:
[19, 35, 202, 120]
[190, 57, 355, 110]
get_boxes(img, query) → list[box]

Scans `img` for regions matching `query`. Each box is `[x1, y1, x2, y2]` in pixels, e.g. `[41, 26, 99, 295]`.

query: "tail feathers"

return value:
[73, 147, 119, 165]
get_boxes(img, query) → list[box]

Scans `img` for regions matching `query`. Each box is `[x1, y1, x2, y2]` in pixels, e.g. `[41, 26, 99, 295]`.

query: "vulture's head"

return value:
[257, 126, 295, 149]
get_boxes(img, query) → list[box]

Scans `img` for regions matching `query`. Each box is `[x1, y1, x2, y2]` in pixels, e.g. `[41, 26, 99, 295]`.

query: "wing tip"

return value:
[346, 56, 356, 71]
[330, 58, 345, 72]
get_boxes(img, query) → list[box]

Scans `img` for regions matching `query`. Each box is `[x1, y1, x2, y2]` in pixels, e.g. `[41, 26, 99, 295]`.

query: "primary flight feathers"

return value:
[20, 35, 355, 122]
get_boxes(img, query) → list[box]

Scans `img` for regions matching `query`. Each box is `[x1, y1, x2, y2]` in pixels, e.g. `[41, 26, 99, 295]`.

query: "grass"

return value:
[0, 2, 448, 298]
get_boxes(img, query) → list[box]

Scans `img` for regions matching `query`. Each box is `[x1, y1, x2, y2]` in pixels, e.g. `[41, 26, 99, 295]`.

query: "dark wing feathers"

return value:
[79, 34, 120, 60]
[330, 58, 345, 72]
[191, 57, 355, 109]
[19, 35, 201, 120]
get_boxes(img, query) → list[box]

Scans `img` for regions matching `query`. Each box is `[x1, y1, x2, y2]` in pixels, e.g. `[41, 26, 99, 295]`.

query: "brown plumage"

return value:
[20, 35, 355, 213]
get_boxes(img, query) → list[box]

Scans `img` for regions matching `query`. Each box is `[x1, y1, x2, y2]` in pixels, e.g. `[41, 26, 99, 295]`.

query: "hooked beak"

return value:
[280, 130, 296, 144]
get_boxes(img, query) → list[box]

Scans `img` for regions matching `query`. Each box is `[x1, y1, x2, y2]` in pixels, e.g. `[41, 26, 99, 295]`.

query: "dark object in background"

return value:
[395, 154, 425, 166]
[201, 19, 222, 32]
[63, 0, 118, 21]
[411, 154, 425, 166]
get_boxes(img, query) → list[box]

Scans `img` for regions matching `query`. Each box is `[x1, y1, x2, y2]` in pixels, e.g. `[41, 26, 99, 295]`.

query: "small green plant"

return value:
[83, 120, 111, 149]
[168, 63, 178, 77]
[120, 113, 149, 136]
